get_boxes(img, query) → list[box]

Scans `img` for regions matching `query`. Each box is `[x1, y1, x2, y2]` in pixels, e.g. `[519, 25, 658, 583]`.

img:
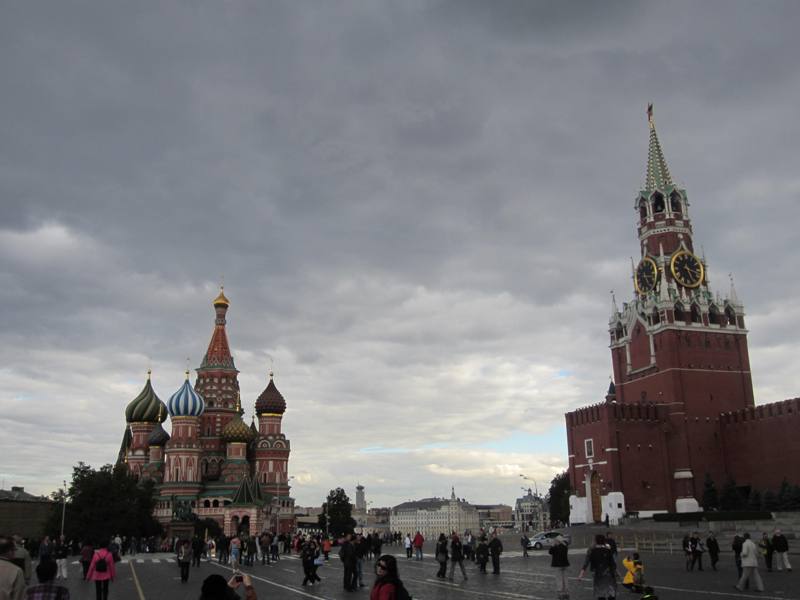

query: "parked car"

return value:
[526, 531, 571, 550]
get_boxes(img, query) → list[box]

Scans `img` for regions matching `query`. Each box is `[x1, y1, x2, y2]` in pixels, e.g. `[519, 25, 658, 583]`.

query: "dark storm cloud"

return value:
[1, 1, 799, 505]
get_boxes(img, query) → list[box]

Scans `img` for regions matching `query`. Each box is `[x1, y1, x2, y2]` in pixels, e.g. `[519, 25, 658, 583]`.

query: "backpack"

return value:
[95, 552, 108, 573]
[396, 582, 412, 600]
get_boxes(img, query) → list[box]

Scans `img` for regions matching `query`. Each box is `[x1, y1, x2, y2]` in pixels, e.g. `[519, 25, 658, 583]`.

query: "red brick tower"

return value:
[566, 106, 754, 520]
[194, 287, 241, 482]
[606, 105, 753, 510]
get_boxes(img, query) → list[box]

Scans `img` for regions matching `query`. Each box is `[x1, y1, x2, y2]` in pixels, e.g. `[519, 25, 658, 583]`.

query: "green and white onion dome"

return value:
[125, 371, 167, 423]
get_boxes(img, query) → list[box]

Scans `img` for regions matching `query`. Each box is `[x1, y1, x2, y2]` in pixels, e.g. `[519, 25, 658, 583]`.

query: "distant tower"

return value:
[356, 484, 366, 511]
[194, 287, 241, 482]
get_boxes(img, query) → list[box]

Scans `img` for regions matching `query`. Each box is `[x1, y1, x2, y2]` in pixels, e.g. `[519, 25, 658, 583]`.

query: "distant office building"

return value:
[515, 488, 547, 532]
[390, 488, 479, 537]
[474, 504, 513, 529]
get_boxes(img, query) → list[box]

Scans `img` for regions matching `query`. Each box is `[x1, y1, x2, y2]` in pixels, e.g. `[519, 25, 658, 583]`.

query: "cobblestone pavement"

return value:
[52, 543, 799, 600]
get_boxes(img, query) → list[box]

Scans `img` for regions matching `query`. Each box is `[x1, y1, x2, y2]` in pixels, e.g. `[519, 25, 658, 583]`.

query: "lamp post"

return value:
[60, 480, 67, 538]
[519, 473, 539, 496]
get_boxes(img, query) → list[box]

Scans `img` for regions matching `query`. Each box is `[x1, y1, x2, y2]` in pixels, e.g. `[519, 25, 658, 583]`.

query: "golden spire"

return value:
[213, 284, 230, 307]
[185, 357, 191, 380]
[236, 391, 242, 413]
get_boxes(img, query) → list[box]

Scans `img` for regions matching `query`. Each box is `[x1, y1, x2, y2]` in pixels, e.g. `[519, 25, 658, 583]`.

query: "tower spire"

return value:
[645, 103, 674, 192]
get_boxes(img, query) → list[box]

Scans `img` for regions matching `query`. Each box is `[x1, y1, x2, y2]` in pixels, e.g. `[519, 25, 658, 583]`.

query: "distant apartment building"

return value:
[515, 488, 547, 532]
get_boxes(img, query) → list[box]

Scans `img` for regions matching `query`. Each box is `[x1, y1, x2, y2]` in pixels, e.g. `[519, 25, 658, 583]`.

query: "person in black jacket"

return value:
[339, 535, 358, 591]
[448, 533, 468, 582]
[771, 529, 792, 572]
[435, 533, 449, 579]
[488, 532, 503, 574]
[549, 536, 570, 598]
[706, 532, 720, 571]
[475, 537, 489, 573]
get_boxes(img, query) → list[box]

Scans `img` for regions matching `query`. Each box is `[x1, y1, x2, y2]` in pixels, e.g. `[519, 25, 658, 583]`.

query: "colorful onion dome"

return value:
[147, 421, 171, 446]
[255, 371, 286, 415]
[125, 371, 167, 423]
[167, 370, 205, 417]
[222, 394, 255, 443]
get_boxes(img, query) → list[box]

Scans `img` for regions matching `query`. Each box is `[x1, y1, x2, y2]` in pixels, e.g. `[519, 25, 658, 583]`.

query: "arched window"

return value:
[726, 306, 736, 326]
[212, 499, 219, 508]
[638, 198, 648, 222]
[674, 303, 685, 323]
[691, 304, 701, 324]
[615, 323, 624, 341]
[670, 191, 682, 213]
[203, 500, 210, 508]
[652, 192, 665, 214]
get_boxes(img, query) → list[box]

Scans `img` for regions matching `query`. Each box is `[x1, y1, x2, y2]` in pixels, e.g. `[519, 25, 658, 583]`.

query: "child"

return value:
[622, 552, 645, 593]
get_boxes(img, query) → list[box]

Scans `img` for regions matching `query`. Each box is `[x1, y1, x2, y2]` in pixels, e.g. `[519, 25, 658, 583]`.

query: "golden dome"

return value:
[213, 286, 230, 307]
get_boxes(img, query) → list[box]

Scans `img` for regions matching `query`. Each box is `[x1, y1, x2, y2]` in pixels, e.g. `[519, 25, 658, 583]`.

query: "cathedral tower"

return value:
[194, 287, 241, 481]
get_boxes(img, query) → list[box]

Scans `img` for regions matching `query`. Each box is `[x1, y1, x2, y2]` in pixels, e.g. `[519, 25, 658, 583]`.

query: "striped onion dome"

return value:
[167, 371, 205, 417]
[125, 371, 167, 423]
[147, 421, 170, 446]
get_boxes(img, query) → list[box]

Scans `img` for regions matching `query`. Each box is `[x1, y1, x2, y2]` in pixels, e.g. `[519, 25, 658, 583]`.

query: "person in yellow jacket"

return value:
[622, 552, 644, 593]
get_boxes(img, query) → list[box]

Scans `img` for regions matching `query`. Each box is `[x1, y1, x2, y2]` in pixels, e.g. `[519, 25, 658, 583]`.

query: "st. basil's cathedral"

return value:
[118, 288, 295, 536]
[566, 107, 800, 524]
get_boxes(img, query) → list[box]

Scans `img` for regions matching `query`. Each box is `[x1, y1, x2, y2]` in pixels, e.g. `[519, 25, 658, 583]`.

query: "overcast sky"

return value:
[2, 1, 799, 508]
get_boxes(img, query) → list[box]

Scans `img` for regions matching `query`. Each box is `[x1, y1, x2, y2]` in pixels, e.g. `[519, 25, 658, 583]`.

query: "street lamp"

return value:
[519, 473, 539, 496]
[60, 480, 67, 538]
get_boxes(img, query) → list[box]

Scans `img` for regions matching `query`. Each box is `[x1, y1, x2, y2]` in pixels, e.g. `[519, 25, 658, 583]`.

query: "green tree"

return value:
[318, 487, 356, 537]
[195, 517, 221, 539]
[762, 490, 779, 511]
[45, 462, 161, 543]
[776, 478, 792, 510]
[701, 473, 719, 511]
[746, 489, 762, 511]
[719, 478, 745, 511]
[547, 471, 571, 527]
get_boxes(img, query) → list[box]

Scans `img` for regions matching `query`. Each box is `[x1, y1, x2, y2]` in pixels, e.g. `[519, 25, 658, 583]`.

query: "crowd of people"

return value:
[2, 524, 796, 600]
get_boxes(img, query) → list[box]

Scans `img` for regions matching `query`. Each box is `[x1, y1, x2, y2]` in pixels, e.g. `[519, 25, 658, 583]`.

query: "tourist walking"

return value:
[403, 534, 412, 559]
[38, 537, 53, 563]
[772, 529, 792, 571]
[579, 534, 618, 600]
[732, 534, 744, 579]
[706, 532, 720, 571]
[86, 541, 116, 600]
[371, 555, 410, 600]
[322, 537, 332, 562]
[10, 536, 32, 586]
[448, 533, 468, 582]
[339, 534, 358, 592]
[0, 534, 25, 600]
[681, 534, 692, 571]
[218, 535, 229, 565]
[622, 552, 644, 593]
[735, 533, 764, 592]
[25, 559, 70, 600]
[192, 535, 204, 568]
[230, 535, 242, 570]
[80, 542, 94, 579]
[475, 537, 489, 573]
[177, 540, 193, 583]
[689, 532, 704, 571]
[520, 534, 530, 558]
[301, 540, 322, 586]
[435, 534, 449, 579]
[549, 535, 570, 599]
[488, 532, 503, 574]
[759, 532, 773, 571]
[413, 531, 424, 561]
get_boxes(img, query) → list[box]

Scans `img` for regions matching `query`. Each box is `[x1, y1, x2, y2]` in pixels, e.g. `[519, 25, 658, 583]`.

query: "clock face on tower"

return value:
[634, 257, 659, 294]
[670, 250, 704, 288]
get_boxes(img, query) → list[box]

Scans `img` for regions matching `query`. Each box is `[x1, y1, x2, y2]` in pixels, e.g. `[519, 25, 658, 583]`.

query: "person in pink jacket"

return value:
[85, 540, 116, 600]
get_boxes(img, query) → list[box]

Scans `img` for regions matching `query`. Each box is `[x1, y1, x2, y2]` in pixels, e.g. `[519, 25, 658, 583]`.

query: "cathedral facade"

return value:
[566, 107, 800, 524]
[119, 289, 295, 535]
